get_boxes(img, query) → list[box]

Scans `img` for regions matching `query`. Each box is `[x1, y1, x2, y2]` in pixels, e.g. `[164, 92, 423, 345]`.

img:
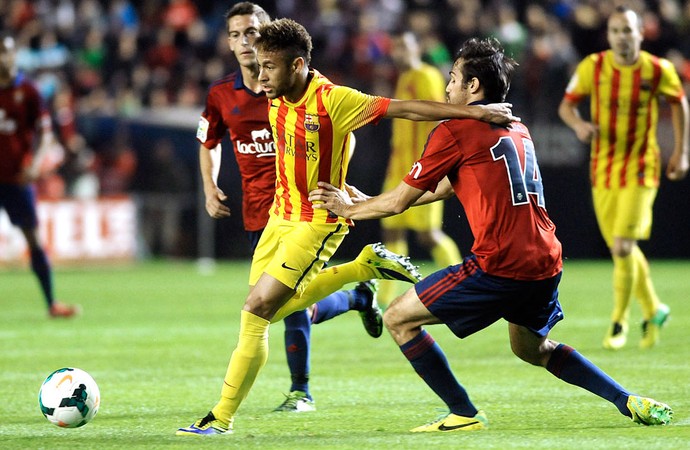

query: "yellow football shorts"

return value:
[249, 216, 348, 295]
[592, 186, 657, 247]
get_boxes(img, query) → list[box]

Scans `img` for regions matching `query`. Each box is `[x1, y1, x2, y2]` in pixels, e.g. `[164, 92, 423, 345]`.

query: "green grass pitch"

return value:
[1, 259, 689, 449]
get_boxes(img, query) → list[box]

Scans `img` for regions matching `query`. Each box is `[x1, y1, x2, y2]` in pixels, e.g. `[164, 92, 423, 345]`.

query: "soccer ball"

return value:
[38, 367, 100, 428]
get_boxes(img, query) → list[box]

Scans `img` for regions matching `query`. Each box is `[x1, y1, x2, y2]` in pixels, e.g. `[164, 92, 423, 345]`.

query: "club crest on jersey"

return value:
[304, 113, 319, 132]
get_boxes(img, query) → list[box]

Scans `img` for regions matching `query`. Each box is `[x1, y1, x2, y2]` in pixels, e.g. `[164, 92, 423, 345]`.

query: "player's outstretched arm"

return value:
[310, 181, 425, 220]
[385, 99, 517, 126]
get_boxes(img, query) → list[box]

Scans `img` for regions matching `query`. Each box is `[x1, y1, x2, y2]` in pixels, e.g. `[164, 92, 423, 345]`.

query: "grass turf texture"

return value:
[1, 259, 688, 449]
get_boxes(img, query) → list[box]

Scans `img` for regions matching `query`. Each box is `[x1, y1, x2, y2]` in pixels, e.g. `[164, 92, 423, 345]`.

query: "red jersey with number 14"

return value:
[197, 70, 275, 231]
[404, 118, 562, 280]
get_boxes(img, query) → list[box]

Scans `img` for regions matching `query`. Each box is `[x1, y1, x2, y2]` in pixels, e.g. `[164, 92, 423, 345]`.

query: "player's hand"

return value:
[574, 122, 598, 143]
[666, 151, 689, 181]
[480, 103, 520, 126]
[344, 183, 371, 204]
[205, 188, 231, 218]
[309, 182, 353, 217]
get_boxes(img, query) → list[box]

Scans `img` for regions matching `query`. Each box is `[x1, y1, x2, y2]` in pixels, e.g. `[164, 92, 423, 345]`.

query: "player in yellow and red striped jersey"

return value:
[196, 2, 391, 415]
[177, 18, 516, 435]
[559, 6, 689, 350]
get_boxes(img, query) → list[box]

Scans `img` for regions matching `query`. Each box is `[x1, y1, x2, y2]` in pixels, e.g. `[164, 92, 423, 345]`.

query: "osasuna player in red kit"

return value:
[0, 35, 78, 318]
[194, 2, 385, 413]
[310, 37, 672, 431]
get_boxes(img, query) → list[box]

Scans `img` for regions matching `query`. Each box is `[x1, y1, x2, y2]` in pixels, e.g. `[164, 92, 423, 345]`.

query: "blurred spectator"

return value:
[516, 3, 578, 123]
[407, 8, 453, 74]
[58, 134, 98, 199]
[146, 26, 180, 71]
[163, 0, 199, 32]
[349, 8, 394, 90]
[443, 0, 484, 52]
[491, 2, 528, 61]
[94, 129, 137, 196]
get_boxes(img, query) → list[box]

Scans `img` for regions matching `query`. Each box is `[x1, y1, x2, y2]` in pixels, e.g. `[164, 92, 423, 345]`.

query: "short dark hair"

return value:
[454, 37, 517, 102]
[224, 2, 271, 29]
[255, 18, 312, 65]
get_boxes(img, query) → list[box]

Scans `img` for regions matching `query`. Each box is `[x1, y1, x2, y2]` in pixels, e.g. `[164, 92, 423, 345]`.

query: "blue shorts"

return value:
[415, 255, 564, 338]
[0, 183, 38, 228]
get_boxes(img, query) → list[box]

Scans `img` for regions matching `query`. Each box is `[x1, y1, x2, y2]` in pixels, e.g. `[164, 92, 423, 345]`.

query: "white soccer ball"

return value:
[38, 367, 100, 428]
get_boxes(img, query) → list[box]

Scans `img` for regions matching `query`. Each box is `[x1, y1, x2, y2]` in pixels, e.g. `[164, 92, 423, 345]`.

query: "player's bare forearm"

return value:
[667, 98, 690, 181]
[558, 98, 597, 143]
[386, 100, 517, 126]
[199, 145, 231, 218]
[309, 181, 423, 220]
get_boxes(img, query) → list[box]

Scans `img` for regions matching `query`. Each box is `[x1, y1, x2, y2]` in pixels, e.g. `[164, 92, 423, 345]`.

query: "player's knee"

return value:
[611, 239, 635, 257]
[382, 301, 413, 340]
[511, 339, 557, 367]
[509, 338, 543, 366]
[382, 305, 400, 332]
[243, 294, 277, 320]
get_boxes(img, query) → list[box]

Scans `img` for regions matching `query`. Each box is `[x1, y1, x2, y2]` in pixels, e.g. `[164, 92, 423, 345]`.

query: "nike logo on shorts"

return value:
[281, 262, 298, 271]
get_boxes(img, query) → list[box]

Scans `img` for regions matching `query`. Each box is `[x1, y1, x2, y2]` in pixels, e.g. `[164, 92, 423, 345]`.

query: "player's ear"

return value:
[292, 56, 305, 74]
[469, 77, 481, 95]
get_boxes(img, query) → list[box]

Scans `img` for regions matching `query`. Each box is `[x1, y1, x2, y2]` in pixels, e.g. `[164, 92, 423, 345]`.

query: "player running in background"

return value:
[378, 30, 462, 306]
[195, 2, 385, 413]
[310, 36, 672, 431]
[177, 18, 516, 436]
[558, 5, 689, 350]
[0, 35, 78, 318]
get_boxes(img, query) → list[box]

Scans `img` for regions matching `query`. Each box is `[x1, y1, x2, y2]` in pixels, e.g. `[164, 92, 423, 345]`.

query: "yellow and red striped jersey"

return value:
[564, 50, 685, 189]
[267, 69, 390, 223]
[384, 63, 446, 191]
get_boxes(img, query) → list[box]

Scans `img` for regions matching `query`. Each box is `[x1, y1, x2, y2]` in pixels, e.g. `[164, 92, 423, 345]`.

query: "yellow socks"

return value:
[632, 246, 659, 320]
[611, 253, 636, 324]
[212, 310, 270, 424]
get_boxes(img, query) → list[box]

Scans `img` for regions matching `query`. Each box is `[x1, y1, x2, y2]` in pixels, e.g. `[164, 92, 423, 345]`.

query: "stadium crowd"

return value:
[3, 0, 689, 123]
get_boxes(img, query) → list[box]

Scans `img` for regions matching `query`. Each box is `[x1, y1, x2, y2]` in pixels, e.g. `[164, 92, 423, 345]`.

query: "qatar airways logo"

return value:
[236, 128, 275, 157]
[0, 109, 18, 134]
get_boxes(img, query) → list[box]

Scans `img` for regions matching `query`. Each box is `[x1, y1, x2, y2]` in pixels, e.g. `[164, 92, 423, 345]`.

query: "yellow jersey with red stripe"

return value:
[384, 63, 446, 191]
[267, 69, 391, 223]
[563, 50, 685, 189]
